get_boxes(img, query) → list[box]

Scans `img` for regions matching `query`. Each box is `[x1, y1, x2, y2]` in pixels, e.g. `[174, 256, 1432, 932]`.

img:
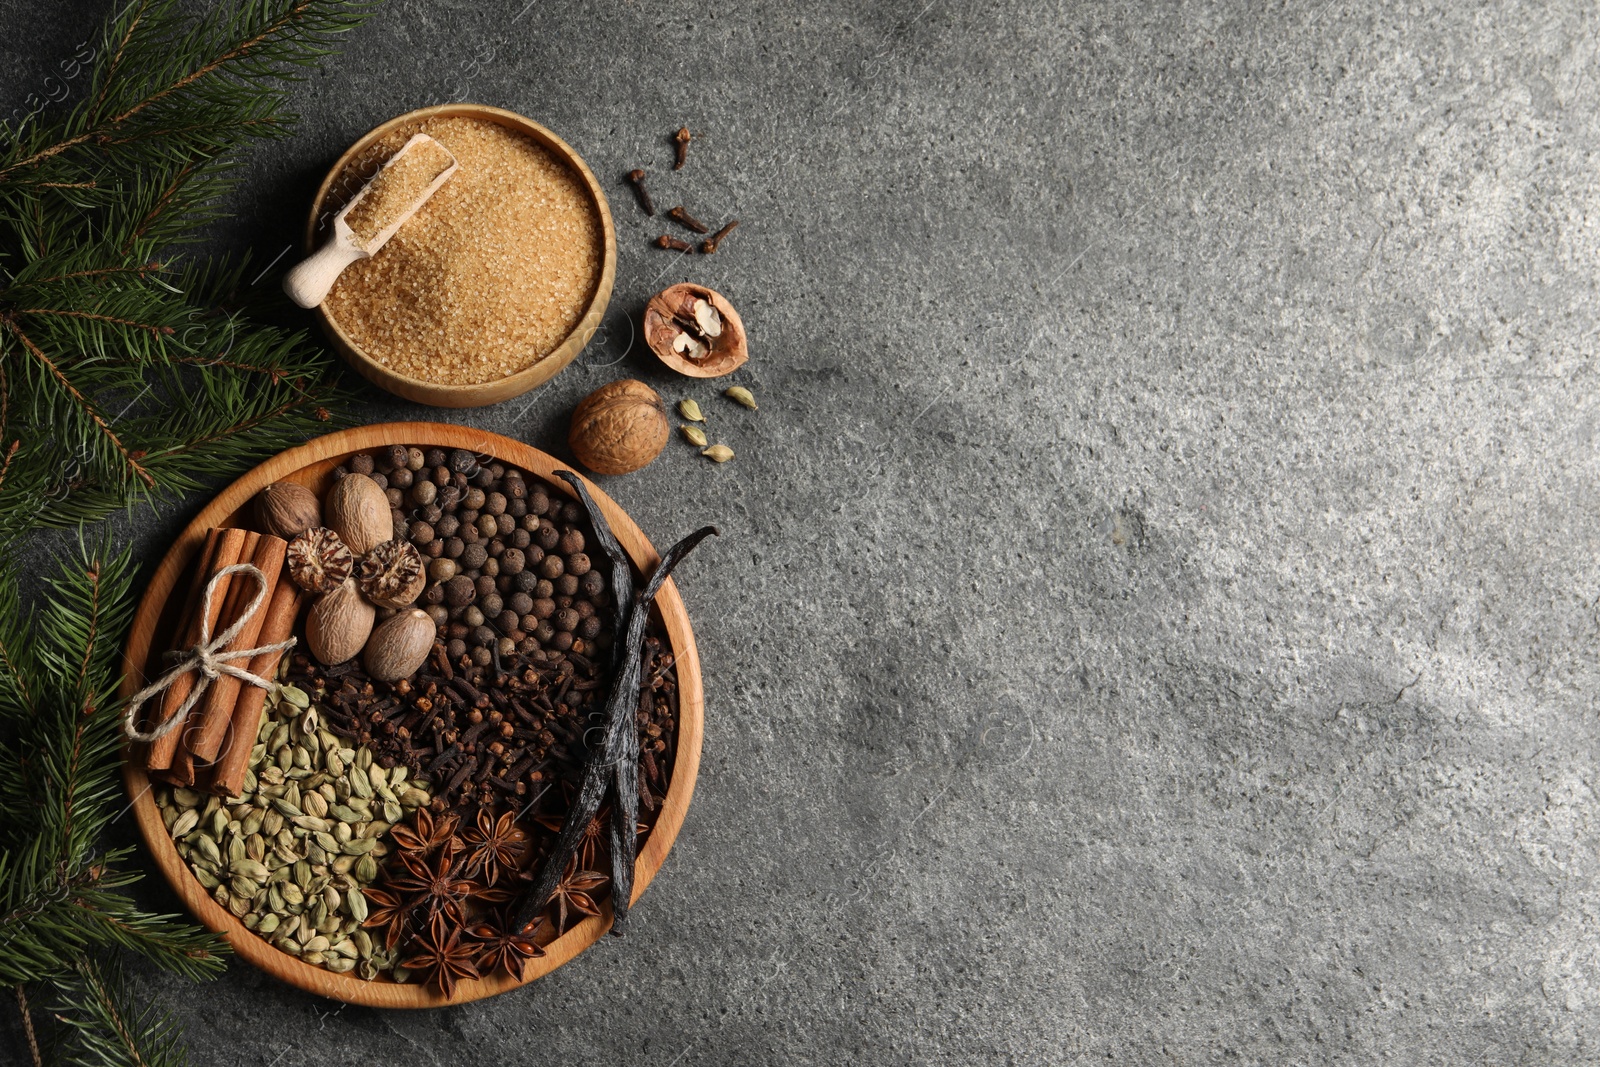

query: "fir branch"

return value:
[15, 984, 43, 1067]
[51, 957, 188, 1067]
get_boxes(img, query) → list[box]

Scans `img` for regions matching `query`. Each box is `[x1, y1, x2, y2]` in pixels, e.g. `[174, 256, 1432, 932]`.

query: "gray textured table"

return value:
[4, 1, 1599, 1063]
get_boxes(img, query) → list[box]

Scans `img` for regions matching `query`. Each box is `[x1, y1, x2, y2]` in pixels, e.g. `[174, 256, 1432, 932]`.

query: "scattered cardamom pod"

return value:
[678, 398, 705, 422]
[724, 385, 757, 409]
[702, 444, 735, 463]
[681, 424, 708, 447]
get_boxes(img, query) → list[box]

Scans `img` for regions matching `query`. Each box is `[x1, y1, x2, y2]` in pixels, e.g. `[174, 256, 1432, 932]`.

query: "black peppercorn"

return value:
[485, 492, 507, 516]
[534, 579, 554, 599]
[444, 537, 464, 559]
[497, 609, 520, 633]
[384, 444, 409, 470]
[464, 488, 486, 511]
[332, 465, 350, 480]
[535, 521, 559, 551]
[435, 514, 460, 539]
[511, 529, 532, 550]
[411, 480, 437, 507]
[510, 592, 533, 616]
[514, 570, 539, 594]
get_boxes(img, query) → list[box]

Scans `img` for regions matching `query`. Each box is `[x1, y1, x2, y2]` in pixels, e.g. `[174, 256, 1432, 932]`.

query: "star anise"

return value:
[534, 809, 609, 870]
[389, 807, 461, 859]
[401, 912, 481, 998]
[387, 845, 479, 923]
[360, 884, 414, 953]
[469, 911, 547, 980]
[543, 858, 607, 934]
[463, 807, 529, 886]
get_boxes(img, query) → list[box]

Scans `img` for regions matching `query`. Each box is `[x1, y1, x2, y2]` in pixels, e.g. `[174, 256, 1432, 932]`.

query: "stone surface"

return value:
[4, 0, 1600, 1063]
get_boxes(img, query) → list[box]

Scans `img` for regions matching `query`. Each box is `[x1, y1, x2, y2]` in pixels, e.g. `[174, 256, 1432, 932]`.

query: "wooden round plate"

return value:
[306, 104, 617, 408]
[118, 423, 703, 1007]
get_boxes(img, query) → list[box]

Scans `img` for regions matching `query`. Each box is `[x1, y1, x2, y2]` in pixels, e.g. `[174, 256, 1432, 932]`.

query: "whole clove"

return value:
[700, 219, 739, 255]
[626, 168, 655, 215]
[668, 206, 710, 234]
[654, 234, 693, 252]
[673, 126, 691, 169]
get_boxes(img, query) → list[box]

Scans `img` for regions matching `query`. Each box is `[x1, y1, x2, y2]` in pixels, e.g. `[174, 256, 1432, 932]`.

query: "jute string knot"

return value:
[122, 563, 297, 743]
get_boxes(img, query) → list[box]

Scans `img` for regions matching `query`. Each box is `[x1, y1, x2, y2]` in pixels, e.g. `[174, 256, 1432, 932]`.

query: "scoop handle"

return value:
[283, 228, 368, 308]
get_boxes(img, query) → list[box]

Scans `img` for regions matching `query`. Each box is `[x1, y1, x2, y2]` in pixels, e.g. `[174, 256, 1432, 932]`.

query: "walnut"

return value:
[286, 527, 353, 594]
[567, 379, 669, 475]
[356, 539, 426, 609]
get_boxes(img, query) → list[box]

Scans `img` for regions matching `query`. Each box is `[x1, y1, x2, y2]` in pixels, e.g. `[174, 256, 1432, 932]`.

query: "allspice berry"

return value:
[568, 379, 670, 475]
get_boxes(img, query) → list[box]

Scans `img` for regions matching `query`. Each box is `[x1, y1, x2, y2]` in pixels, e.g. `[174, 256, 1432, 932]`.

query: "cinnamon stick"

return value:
[204, 580, 304, 798]
[139, 529, 222, 737]
[186, 533, 286, 763]
[145, 527, 248, 772]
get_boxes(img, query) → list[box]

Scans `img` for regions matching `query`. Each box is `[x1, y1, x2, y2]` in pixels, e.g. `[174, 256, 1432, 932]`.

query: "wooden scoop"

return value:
[283, 133, 458, 308]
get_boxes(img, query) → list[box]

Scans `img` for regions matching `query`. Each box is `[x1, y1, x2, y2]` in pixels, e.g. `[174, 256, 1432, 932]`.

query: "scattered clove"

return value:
[673, 126, 691, 170]
[668, 206, 710, 234]
[699, 219, 739, 255]
[626, 169, 655, 216]
[654, 235, 693, 253]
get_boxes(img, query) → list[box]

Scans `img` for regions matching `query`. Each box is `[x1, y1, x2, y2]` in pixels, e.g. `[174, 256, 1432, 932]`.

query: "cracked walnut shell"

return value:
[286, 527, 354, 594]
[356, 539, 426, 609]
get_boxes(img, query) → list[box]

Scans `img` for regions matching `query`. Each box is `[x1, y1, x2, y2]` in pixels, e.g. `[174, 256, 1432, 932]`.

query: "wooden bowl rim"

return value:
[118, 423, 703, 1009]
[307, 104, 617, 408]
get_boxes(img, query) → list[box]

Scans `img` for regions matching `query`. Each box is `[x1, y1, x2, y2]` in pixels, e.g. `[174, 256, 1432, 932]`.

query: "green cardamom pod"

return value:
[724, 385, 757, 409]
[701, 444, 735, 463]
[681, 425, 708, 447]
[678, 398, 705, 422]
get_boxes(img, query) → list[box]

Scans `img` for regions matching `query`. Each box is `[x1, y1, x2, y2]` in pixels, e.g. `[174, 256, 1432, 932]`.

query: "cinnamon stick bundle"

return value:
[186, 532, 287, 762]
[203, 579, 303, 798]
[145, 527, 248, 773]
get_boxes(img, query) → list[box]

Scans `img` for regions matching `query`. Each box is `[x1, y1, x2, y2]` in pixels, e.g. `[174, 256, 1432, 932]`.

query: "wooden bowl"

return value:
[644, 284, 749, 378]
[306, 105, 617, 408]
[118, 424, 703, 1008]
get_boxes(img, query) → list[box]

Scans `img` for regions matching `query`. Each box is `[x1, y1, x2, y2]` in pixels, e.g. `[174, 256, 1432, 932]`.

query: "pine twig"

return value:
[14, 984, 42, 1067]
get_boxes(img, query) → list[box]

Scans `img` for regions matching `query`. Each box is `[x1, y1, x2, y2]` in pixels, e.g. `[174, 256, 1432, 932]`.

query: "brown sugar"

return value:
[343, 136, 455, 247]
[324, 117, 603, 386]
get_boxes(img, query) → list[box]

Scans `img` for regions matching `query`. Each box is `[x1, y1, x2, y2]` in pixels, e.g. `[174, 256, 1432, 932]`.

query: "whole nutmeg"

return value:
[305, 578, 375, 665]
[568, 379, 670, 475]
[255, 482, 321, 540]
[324, 472, 393, 556]
[363, 608, 435, 682]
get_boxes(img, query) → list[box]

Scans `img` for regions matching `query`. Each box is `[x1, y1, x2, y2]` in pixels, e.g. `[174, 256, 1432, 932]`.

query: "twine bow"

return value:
[122, 563, 297, 743]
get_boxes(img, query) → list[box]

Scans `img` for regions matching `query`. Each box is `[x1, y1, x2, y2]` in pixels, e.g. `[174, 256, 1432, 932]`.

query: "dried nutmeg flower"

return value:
[286, 527, 354, 594]
[357, 539, 427, 608]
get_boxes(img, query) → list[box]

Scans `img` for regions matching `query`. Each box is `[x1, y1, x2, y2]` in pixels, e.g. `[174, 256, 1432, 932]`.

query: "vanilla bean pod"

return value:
[513, 490, 718, 934]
